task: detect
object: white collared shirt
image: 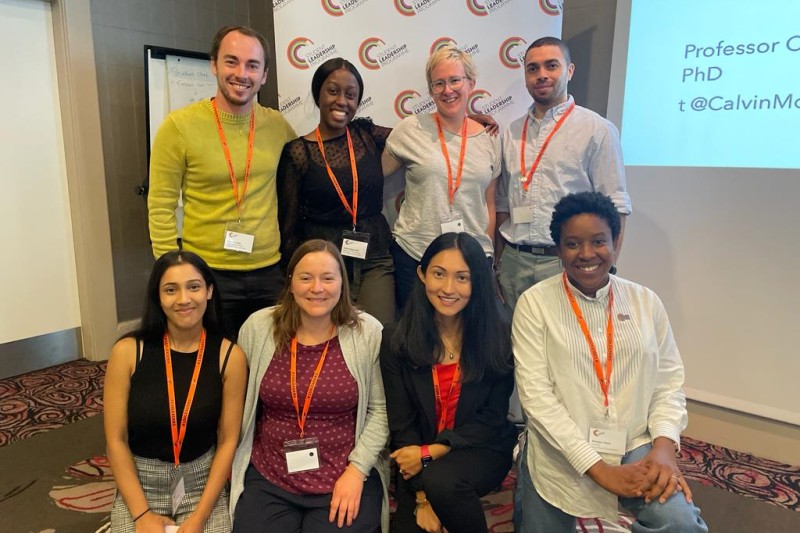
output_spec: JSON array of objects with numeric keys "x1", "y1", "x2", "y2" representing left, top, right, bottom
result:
[
  {"x1": 497, "y1": 97, "x2": 632, "y2": 246},
  {"x1": 512, "y1": 274, "x2": 687, "y2": 520}
]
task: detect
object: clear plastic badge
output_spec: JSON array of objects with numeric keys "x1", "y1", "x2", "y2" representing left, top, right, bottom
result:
[
  {"x1": 440, "y1": 210, "x2": 465, "y2": 234},
  {"x1": 169, "y1": 470, "x2": 185, "y2": 516},
  {"x1": 223, "y1": 221, "x2": 254, "y2": 253},
  {"x1": 284, "y1": 437, "x2": 320, "y2": 473},
  {"x1": 341, "y1": 230, "x2": 370, "y2": 259}
]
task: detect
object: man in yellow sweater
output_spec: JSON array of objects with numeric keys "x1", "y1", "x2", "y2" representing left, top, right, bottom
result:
[{"x1": 148, "y1": 26, "x2": 296, "y2": 336}]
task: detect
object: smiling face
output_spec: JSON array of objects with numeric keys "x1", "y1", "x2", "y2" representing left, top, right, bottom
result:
[
  {"x1": 557, "y1": 213, "x2": 618, "y2": 297},
  {"x1": 418, "y1": 248, "x2": 472, "y2": 323},
  {"x1": 290, "y1": 251, "x2": 343, "y2": 322},
  {"x1": 524, "y1": 44, "x2": 574, "y2": 112},
  {"x1": 317, "y1": 68, "x2": 360, "y2": 138},
  {"x1": 210, "y1": 30, "x2": 268, "y2": 114},
  {"x1": 159, "y1": 263, "x2": 212, "y2": 331},
  {"x1": 429, "y1": 59, "x2": 475, "y2": 121}
]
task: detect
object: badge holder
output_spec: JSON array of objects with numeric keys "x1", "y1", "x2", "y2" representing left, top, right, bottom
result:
[
  {"x1": 588, "y1": 417, "x2": 627, "y2": 458},
  {"x1": 511, "y1": 205, "x2": 535, "y2": 224},
  {"x1": 284, "y1": 437, "x2": 321, "y2": 473},
  {"x1": 169, "y1": 466, "x2": 186, "y2": 516},
  {"x1": 223, "y1": 221, "x2": 255, "y2": 253},
  {"x1": 341, "y1": 230, "x2": 370, "y2": 259},
  {"x1": 440, "y1": 209, "x2": 465, "y2": 234}
]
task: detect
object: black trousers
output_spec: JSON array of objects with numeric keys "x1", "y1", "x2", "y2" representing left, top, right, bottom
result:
[
  {"x1": 233, "y1": 464, "x2": 382, "y2": 533},
  {"x1": 391, "y1": 448, "x2": 511, "y2": 533},
  {"x1": 211, "y1": 263, "x2": 284, "y2": 339},
  {"x1": 390, "y1": 240, "x2": 418, "y2": 313}
]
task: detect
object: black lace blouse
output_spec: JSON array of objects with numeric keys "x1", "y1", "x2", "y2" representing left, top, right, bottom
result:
[{"x1": 277, "y1": 118, "x2": 393, "y2": 262}]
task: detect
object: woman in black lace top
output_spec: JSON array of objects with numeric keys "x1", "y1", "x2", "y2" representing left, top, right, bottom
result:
[{"x1": 277, "y1": 57, "x2": 396, "y2": 325}]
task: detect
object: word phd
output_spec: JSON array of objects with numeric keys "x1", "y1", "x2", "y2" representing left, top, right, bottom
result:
[{"x1": 682, "y1": 35, "x2": 800, "y2": 84}]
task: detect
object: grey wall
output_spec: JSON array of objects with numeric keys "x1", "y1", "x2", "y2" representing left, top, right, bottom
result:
[
  {"x1": 90, "y1": 0, "x2": 275, "y2": 321},
  {"x1": 561, "y1": 0, "x2": 617, "y2": 117}
]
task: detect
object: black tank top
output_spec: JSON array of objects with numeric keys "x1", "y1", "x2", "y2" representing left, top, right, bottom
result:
[{"x1": 127, "y1": 334, "x2": 227, "y2": 462}]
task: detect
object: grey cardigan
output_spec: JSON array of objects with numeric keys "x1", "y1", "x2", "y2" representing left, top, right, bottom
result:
[{"x1": 229, "y1": 307, "x2": 390, "y2": 531}]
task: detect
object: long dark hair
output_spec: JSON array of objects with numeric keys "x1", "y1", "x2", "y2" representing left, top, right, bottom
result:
[
  {"x1": 123, "y1": 251, "x2": 225, "y2": 342},
  {"x1": 272, "y1": 239, "x2": 360, "y2": 349},
  {"x1": 392, "y1": 233, "x2": 512, "y2": 382}
]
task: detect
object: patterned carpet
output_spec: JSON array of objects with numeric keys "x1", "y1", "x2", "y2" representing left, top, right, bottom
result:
[
  {"x1": 1, "y1": 360, "x2": 799, "y2": 532},
  {"x1": 680, "y1": 436, "x2": 800, "y2": 512},
  {"x1": 0, "y1": 359, "x2": 105, "y2": 447}
]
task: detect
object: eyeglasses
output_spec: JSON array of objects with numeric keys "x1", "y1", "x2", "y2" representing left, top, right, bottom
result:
[{"x1": 429, "y1": 76, "x2": 468, "y2": 94}]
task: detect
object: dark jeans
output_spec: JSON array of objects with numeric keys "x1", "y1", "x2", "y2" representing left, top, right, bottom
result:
[
  {"x1": 211, "y1": 263, "x2": 284, "y2": 340},
  {"x1": 233, "y1": 464, "x2": 382, "y2": 533},
  {"x1": 392, "y1": 448, "x2": 511, "y2": 533},
  {"x1": 390, "y1": 240, "x2": 418, "y2": 313}
]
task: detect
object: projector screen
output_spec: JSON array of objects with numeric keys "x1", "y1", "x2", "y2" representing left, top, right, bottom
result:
[
  {"x1": 608, "y1": 0, "x2": 800, "y2": 426},
  {"x1": 619, "y1": 0, "x2": 799, "y2": 169}
]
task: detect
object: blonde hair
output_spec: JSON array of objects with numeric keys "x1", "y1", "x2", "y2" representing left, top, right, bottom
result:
[
  {"x1": 272, "y1": 240, "x2": 360, "y2": 349},
  {"x1": 425, "y1": 43, "x2": 478, "y2": 88}
]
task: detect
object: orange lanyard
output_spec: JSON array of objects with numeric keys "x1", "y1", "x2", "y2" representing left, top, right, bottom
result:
[
  {"x1": 431, "y1": 364, "x2": 461, "y2": 433},
  {"x1": 290, "y1": 325, "x2": 336, "y2": 438},
  {"x1": 314, "y1": 127, "x2": 359, "y2": 228},
  {"x1": 434, "y1": 115, "x2": 468, "y2": 207},
  {"x1": 562, "y1": 272, "x2": 615, "y2": 414},
  {"x1": 163, "y1": 329, "x2": 206, "y2": 466},
  {"x1": 212, "y1": 98, "x2": 256, "y2": 221},
  {"x1": 520, "y1": 102, "x2": 575, "y2": 193}
]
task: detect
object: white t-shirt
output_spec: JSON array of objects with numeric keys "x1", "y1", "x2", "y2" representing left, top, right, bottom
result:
[{"x1": 386, "y1": 113, "x2": 501, "y2": 260}]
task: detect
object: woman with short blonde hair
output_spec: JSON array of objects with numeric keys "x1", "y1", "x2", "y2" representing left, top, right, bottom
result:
[{"x1": 383, "y1": 44, "x2": 501, "y2": 310}]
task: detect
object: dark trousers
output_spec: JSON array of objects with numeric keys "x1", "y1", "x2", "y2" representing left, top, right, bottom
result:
[
  {"x1": 233, "y1": 464, "x2": 382, "y2": 533},
  {"x1": 391, "y1": 448, "x2": 511, "y2": 533},
  {"x1": 211, "y1": 263, "x2": 284, "y2": 340},
  {"x1": 390, "y1": 240, "x2": 418, "y2": 313}
]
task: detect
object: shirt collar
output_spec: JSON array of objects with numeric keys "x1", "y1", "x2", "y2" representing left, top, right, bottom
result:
[
  {"x1": 528, "y1": 95, "x2": 575, "y2": 123},
  {"x1": 564, "y1": 272, "x2": 613, "y2": 301}
]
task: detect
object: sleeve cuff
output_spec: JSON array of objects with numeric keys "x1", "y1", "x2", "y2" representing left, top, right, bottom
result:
[
  {"x1": 650, "y1": 424, "x2": 682, "y2": 453},
  {"x1": 567, "y1": 441, "x2": 605, "y2": 476}
]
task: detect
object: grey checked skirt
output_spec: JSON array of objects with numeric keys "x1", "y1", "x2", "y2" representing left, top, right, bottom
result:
[{"x1": 110, "y1": 447, "x2": 231, "y2": 532}]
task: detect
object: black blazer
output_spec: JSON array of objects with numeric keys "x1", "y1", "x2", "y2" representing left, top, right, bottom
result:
[{"x1": 379, "y1": 326, "x2": 518, "y2": 459}]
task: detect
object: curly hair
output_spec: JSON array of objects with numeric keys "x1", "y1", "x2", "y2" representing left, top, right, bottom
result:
[{"x1": 550, "y1": 192, "x2": 621, "y2": 246}]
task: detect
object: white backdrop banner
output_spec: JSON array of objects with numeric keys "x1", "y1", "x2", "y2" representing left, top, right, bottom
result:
[{"x1": 273, "y1": 0, "x2": 563, "y2": 220}]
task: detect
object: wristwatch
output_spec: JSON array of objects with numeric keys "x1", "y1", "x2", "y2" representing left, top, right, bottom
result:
[{"x1": 420, "y1": 444, "x2": 433, "y2": 469}]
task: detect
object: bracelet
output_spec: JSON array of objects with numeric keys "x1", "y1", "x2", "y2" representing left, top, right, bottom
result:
[{"x1": 132, "y1": 508, "x2": 151, "y2": 522}]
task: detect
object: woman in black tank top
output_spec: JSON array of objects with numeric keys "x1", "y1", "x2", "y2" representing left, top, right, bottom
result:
[{"x1": 104, "y1": 250, "x2": 247, "y2": 532}]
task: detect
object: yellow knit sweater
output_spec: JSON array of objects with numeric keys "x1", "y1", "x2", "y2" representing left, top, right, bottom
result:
[{"x1": 148, "y1": 99, "x2": 296, "y2": 270}]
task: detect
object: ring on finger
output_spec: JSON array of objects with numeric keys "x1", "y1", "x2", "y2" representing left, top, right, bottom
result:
[{"x1": 399, "y1": 469, "x2": 405, "y2": 474}]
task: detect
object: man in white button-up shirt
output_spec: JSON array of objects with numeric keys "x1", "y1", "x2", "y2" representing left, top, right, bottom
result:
[{"x1": 495, "y1": 37, "x2": 631, "y2": 311}]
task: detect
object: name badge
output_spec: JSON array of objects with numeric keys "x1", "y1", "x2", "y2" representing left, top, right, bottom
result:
[
  {"x1": 223, "y1": 222, "x2": 254, "y2": 254},
  {"x1": 284, "y1": 437, "x2": 320, "y2": 473},
  {"x1": 588, "y1": 426, "x2": 627, "y2": 456},
  {"x1": 341, "y1": 230, "x2": 370, "y2": 259},
  {"x1": 169, "y1": 471, "x2": 186, "y2": 516},
  {"x1": 511, "y1": 205, "x2": 535, "y2": 224},
  {"x1": 440, "y1": 210, "x2": 465, "y2": 234}
]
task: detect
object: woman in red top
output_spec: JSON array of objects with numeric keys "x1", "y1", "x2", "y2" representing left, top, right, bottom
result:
[{"x1": 380, "y1": 232, "x2": 517, "y2": 533}]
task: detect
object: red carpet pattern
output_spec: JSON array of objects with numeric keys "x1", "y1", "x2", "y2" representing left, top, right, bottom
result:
[
  {"x1": 2, "y1": 360, "x2": 799, "y2": 531},
  {"x1": 679, "y1": 436, "x2": 800, "y2": 512},
  {"x1": 0, "y1": 359, "x2": 105, "y2": 447}
]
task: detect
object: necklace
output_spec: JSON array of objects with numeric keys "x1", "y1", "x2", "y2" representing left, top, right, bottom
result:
[{"x1": 441, "y1": 339, "x2": 459, "y2": 361}]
